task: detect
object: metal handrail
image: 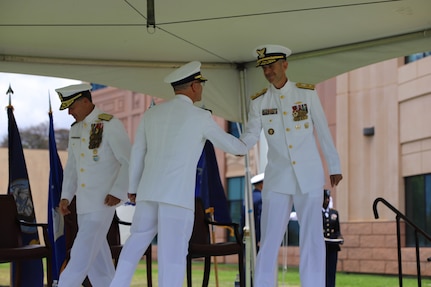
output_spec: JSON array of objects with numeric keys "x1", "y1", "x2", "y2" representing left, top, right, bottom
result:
[{"x1": 373, "y1": 197, "x2": 431, "y2": 287}]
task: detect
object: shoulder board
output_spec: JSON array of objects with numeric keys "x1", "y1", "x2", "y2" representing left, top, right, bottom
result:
[
  {"x1": 296, "y1": 82, "x2": 315, "y2": 90},
  {"x1": 98, "y1": 113, "x2": 113, "y2": 121},
  {"x1": 251, "y1": 88, "x2": 268, "y2": 100}
]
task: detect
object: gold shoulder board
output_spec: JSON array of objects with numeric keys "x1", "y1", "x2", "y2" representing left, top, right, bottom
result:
[
  {"x1": 98, "y1": 113, "x2": 113, "y2": 121},
  {"x1": 251, "y1": 88, "x2": 268, "y2": 100},
  {"x1": 296, "y1": 82, "x2": 315, "y2": 90}
]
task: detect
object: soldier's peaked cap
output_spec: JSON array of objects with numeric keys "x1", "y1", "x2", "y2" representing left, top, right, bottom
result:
[
  {"x1": 251, "y1": 173, "x2": 264, "y2": 184},
  {"x1": 56, "y1": 83, "x2": 92, "y2": 110},
  {"x1": 164, "y1": 61, "x2": 208, "y2": 87},
  {"x1": 254, "y1": 44, "x2": 292, "y2": 67}
]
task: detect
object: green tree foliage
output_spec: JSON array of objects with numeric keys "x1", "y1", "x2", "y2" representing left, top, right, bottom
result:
[{"x1": 0, "y1": 122, "x2": 69, "y2": 150}]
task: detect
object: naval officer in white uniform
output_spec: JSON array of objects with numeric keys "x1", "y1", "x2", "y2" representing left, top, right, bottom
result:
[
  {"x1": 56, "y1": 83, "x2": 131, "y2": 287},
  {"x1": 109, "y1": 61, "x2": 248, "y2": 287},
  {"x1": 240, "y1": 45, "x2": 343, "y2": 287}
]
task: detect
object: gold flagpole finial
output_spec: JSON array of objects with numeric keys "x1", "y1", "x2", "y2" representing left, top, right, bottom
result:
[
  {"x1": 6, "y1": 84, "x2": 14, "y2": 108},
  {"x1": 48, "y1": 90, "x2": 52, "y2": 114}
]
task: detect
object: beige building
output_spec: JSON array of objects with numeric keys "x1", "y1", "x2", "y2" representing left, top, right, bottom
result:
[
  {"x1": 1, "y1": 53, "x2": 430, "y2": 277},
  {"x1": 332, "y1": 54, "x2": 431, "y2": 276}
]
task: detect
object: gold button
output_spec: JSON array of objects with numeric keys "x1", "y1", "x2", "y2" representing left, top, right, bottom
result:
[
  {"x1": 83, "y1": 123, "x2": 87, "y2": 128},
  {"x1": 81, "y1": 153, "x2": 85, "y2": 157},
  {"x1": 280, "y1": 95, "x2": 285, "y2": 99},
  {"x1": 80, "y1": 168, "x2": 84, "y2": 172},
  {"x1": 269, "y1": 119, "x2": 272, "y2": 122},
  {"x1": 82, "y1": 138, "x2": 85, "y2": 142},
  {"x1": 283, "y1": 111, "x2": 287, "y2": 115},
  {"x1": 286, "y1": 128, "x2": 290, "y2": 132},
  {"x1": 292, "y1": 161, "x2": 296, "y2": 165},
  {"x1": 289, "y1": 145, "x2": 293, "y2": 149},
  {"x1": 81, "y1": 183, "x2": 85, "y2": 188}
]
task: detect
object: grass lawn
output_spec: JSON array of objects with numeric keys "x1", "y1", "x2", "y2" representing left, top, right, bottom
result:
[{"x1": 1, "y1": 260, "x2": 431, "y2": 286}]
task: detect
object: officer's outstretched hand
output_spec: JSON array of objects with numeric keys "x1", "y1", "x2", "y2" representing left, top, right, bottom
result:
[
  {"x1": 105, "y1": 194, "x2": 121, "y2": 206},
  {"x1": 128, "y1": 193, "x2": 136, "y2": 204},
  {"x1": 58, "y1": 199, "x2": 70, "y2": 216},
  {"x1": 330, "y1": 174, "x2": 343, "y2": 187}
]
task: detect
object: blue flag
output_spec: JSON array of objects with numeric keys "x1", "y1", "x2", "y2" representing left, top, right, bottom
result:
[
  {"x1": 7, "y1": 105, "x2": 44, "y2": 287},
  {"x1": 195, "y1": 140, "x2": 232, "y2": 223},
  {"x1": 47, "y1": 111, "x2": 66, "y2": 281}
]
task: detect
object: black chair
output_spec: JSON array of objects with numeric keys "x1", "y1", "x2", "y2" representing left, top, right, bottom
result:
[
  {"x1": 63, "y1": 198, "x2": 152, "y2": 286},
  {"x1": 187, "y1": 197, "x2": 244, "y2": 287},
  {"x1": 0, "y1": 194, "x2": 53, "y2": 287},
  {"x1": 108, "y1": 213, "x2": 153, "y2": 286}
]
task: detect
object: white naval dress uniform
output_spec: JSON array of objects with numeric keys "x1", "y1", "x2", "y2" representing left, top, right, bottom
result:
[
  {"x1": 240, "y1": 81, "x2": 342, "y2": 287},
  {"x1": 110, "y1": 94, "x2": 248, "y2": 287},
  {"x1": 59, "y1": 107, "x2": 131, "y2": 287}
]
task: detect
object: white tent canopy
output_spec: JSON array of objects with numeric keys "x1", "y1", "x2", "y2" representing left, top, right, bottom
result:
[
  {"x1": 1, "y1": 0, "x2": 430, "y2": 122},
  {"x1": 2, "y1": 1, "x2": 430, "y2": 282}
]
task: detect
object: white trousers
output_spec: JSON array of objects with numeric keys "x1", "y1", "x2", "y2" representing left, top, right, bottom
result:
[
  {"x1": 254, "y1": 190, "x2": 325, "y2": 287},
  {"x1": 59, "y1": 207, "x2": 116, "y2": 287},
  {"x1": 110, "y1": 201, "x2": 194, "y2": 287}
]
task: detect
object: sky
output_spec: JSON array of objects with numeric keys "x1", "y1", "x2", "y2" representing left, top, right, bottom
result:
[{"x1": 0, "y1": 72, "x2": 81, "y2": 140}]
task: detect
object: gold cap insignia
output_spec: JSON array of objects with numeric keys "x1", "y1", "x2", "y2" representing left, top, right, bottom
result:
[{"x1": 257, "y1": 48, "x2": 266, "y2": 59}]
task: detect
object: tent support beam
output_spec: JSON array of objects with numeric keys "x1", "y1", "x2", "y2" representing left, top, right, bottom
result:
[{"x1": 147, "y1": 0, "x2": 155, "y2": 28}]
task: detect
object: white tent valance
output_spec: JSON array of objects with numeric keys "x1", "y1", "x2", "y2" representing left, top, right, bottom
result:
[{"x1": 1, "y1": 0, "x2": 431, "y2": 122}]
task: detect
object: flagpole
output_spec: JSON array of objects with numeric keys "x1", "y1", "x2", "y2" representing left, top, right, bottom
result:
[
  {"x1": 7, "y1": 84, "x2": 45, "y2": 287},
  {"x1": 238, "y1": 66, "x2": 256, "y2": 287}
]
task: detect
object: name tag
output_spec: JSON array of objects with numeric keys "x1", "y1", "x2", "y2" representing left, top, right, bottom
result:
[{"x1": 262, "y1": 108, "x2": 278, "y2": 115}]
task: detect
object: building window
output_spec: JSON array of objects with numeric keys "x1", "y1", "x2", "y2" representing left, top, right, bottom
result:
[
  {"x1": 404, "y1": 51, "x2": 431, "y2": 64},
  {"x1": 227, "y1": 176, "x2": 245, "y2": 224},
  {"x1": 405, "y1": 174, "x2": 431, "y2": 247}
]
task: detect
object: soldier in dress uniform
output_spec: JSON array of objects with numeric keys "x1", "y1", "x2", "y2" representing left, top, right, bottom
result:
[
  {"x1": 109, "y1": 61, "x2": 248, "y2": 287},
  {"x1": 322, "y1": 189, "x2": 343, "y2": 287},
  {"x1": 56, "y1": 83, "x2": 131, "y2": 287},
  {"x1": 240, "y1": 44, "x2": 343, "y2": 287}
]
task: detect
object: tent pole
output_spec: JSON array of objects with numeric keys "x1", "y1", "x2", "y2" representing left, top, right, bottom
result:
[{"x1": 238, "y1": 64, "x2": 256, "y2": 287}]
